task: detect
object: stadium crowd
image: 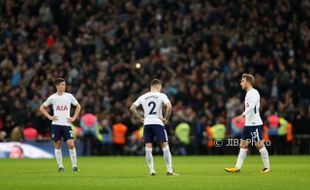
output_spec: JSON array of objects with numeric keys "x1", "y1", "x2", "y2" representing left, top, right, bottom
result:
[{"x1": 0, "y1": 0, "x2": 309, "y2": 155}]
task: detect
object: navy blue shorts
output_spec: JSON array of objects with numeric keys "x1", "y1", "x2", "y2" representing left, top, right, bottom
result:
[
  {"x1": 51, "y1": 125, "x2": 74, "y2": 141},
  {"x1": 241, "y1": 125, "x2": 264, "y2": 142},
  {"x1": 143, "y1": 124, "x2": 168, "y2": 144}
]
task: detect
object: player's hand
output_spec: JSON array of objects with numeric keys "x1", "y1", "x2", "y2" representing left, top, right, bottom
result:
[
  {"x1": 49, "y1": 116, "x2": 58, "y2": 121},
  {"x1": 236, "y1": 114, "x2": 244, "y2": 122},
  {"x1": 67, "y1": 117, "x2": 76, "y2": 123},
  {"x1": 161, "y1": 118, "x2": 168, "y2": 124}
]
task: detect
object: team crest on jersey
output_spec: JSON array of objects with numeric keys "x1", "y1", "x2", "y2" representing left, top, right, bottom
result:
[{"x1": 56, "y1": 105, "x2": 68, "y2": 111}]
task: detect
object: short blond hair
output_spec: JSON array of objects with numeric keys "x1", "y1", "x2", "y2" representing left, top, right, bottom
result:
[{"x1": 242, "y1": 74, "x2": 255, "y2": 86}]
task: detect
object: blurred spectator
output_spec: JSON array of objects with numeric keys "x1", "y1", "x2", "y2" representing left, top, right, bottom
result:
[
  {"x1": 97, "y1": 119, "x2": 113, "y2": 155},
  {"x1": 267, "y1": 114, "x2": 280, "y2": 154},
  {"x1": 209, "y1": 117, "x2": 226, "y2": 155},
  {"x1": 80, "y1": 113, "x2": 98, "y2": 155},
  {"x1": 112, "y1": 122, "x2": 128, "y2": 155},
  {"x1": 175, "y1": 122, "x2": 191, "y2": 155},
  {"x1": 294, "y1": 106, "x2": 310, "y2": 154},
  {"x1": 231, "y1": 115, "x2": 245, "y2": 138},
  {"x1": 23, "y1": 127, "x2": 38, "y2": 141}
]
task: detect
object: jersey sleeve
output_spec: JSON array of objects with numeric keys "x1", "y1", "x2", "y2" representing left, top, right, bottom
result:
[
  {"x1": 43, "y1": 95, "x2": 53, "y2": 106},
  {"x1": 133, "y1": 96, "x2": 142, "y2": 107},
  {"x1": 69, "y1": 94, "x2": 79, "y2": 106},
  {"x1": 162, "y1": 94, "x2": 170, "y2": 104},
  {"x1": 242, "y1": 91, "x2": 257, "y2": 116}
]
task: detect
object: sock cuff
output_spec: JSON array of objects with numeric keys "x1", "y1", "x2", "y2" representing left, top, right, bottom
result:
[
  {"x1": 240, "y1": 148, "x2": 248, "y2": 152},
  {"x1": 69, "y1": 148, "x2": 76, "y2": 152},
  {"x1": 145, "y1": 147, "x2": 152, "y2": 151},
  {"x1": 162, "y1": 145, "x2": 170, "y2": 151},
  {"x1": 55, "y1": 149, "x2": 61, "y2": 152}
]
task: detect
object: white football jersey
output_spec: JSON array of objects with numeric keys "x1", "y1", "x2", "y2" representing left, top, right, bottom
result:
[
  {"x1": 43, "y1": 92, "x2": 79, "y2": 126},
  {"x1": 243, "y1": 88, "x2": 263, "y2": 126},
  {"x1": 133, "y1": 91, "x2": 170, "y2": 126}
]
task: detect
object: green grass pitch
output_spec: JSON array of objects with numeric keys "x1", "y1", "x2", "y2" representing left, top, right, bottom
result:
[{"x1": 0, "y1": 156, "x2": 309, "y2": 190}]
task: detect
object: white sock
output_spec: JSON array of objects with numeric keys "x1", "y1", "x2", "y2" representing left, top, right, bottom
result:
[
  {"x1": 235, "y1": 148, "x2": 247, "y2": 170},
  {"x1": 162, "y1": 145, "x2": 173, "y2": 173},
  {"x1": 259, "y1": 147, "x2": 270, "y2": 169},
  {"x1": 54, "y1": 149, "x2": 63, "y2": 168},
  {"x1": 69, "y1": 148, "x2": 77, "y2": 168},
  {"x1": 145, "y1": 147, "x2": 155, "y2": 173}
]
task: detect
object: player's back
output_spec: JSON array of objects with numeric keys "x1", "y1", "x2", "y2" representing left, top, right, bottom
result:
[{"x1": 135, "y1": 91, "x2": 170, "y2": 126}]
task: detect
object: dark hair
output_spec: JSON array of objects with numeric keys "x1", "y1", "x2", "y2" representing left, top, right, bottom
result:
[
  {"x1": 242, "y1": 74, "x2": 255, "y2": 86},
  {"x1": 54, "y1": 78, "x2": 65, "y2": 86},
  {"x1": 150, "y1": 79, "x2": 162, "y2": 87}
]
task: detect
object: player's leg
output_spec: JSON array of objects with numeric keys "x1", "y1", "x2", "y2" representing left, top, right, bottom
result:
[
  {"x1": 256, "y1": 141, "x2": 270, "y2": 172},
  {"x1": 52, "y1": 125, "x2": 64, "y2": 171},
  {"x1": 145, "y1": 143, "x2": 155, "y2": 175},
  {"x1": 225, "y1": 127, "x2": 250, "y2": 172},
  {"x1": 64, "y1": 126, "x2": 79, "y2": 171},
  {"x1": 234, "y1": 139, "x2": 249, "y2": 170},
  {"x1": 66, "y1": 139, "x2": 79, "y2": 171},
  {"x1": 144, "y1": 125, "x2": 155, "y2": 175},
  {"x1": 54, "y1": 140, "x2": 64, "y2": 171},
  {"x1": 160, "y1": 141, "x2": 176, "y2": 175},
  {"x1": 157, "y1": 126, "x2": 178, "y2": 176},
  {"x1": 255, "y1": 126, "x2": 270, "y2": 172}
]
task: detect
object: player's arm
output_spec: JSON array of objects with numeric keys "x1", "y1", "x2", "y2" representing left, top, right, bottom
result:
[
  {"x1": 130, "y1": 104, "x2": 144, "y2": 123},
  {"x1": 39, "y1": 104, "x2": 58, "y2": 121},
  {"x1": 242, "y1": 98, "x2": 256, "y2": 116},
  {"x1": 239, "y1": 93, "x2": 257, "y2": 119},
  {"x1": 162, "y1": 102, "x2": 172, "y2": 124},
  {"x1": 68, "y1": 103, "x2": 81, "y2": 123}
]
